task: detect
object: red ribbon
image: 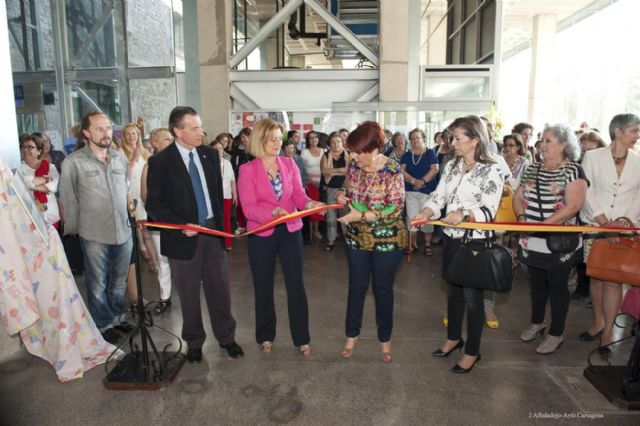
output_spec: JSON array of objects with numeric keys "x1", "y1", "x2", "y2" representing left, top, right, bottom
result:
[{"x1": 140, "y1": 204, "x2": 343, "y2": 238}]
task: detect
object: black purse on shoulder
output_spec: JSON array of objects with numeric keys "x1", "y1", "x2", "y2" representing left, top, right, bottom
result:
[
  {"x1": 533, "y1": 168, "x2": 579, "y2": 254},
  {"x1": 442, "y1": 207, "x2": 514, "y2": 293}
]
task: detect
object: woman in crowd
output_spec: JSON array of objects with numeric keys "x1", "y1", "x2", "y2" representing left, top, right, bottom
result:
[
  {"x1": 501, "y1": 133, "x2": 531, "y2": 261},
  {"x1": 211, "y1": 138, "x2": 238, "y2": 251},
  {"x1": 122, "y1": 123, "x2": 157, "y2": 267},
  {"x1": 33, "y1": 131, "x2": 65, "y2": 174},
  {"x1": 503, "y1": 133, "x2": 530, "y2": 189},
  {"x1": 212, "y1": 132, "x2": 232, "y2": 161},
  {"x1": 336, "y1": 121, "x2": 407, "y2": 362},
  {"x1": 18, "y1": 134, "x2": 60, "y2": 228},
  {"x1": 572, "y1": 130, "x2": 608, "y2": 300},
  {"x1": 387, "y1": 132, "x2": 407, "y2": 163},
  {"x1": 140, "y1": 128, "x2": 174, "y2": 314},
  {"x1": 238, "y1": 118, "x2": 323, "y2": 357},
  {"x1": 514, "y1": 124, "x2": 587, "y2": 354},
  {"x1": 321, "y1": 132, "x2": 349, "y2": 251},
  {"x1": 231, "y1": 127, "x2": 252, "y2": 234},
  {"x1": 414, "y1": 115, "x2": 504, "y2": 373},
  {"x1": 401, "y1": 128, "x2": 439, "y2": 256},
  {"x1": 301, "y1": 130, "x2": 325, "y2": 241},
  {"x1": 579, "y1": 113, "x2": 640, "y2": 357}
]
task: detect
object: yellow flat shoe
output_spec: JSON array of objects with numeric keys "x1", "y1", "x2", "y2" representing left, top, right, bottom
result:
[
  {"x1": 442, "y1": 317, "x2": 448, "y2": 327},
  {"x1": 485, "y1": 320, "x2": 499, "y2": 329}
]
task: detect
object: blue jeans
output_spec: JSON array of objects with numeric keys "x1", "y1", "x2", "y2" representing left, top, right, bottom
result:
[
  {"x1": 80, "y1": 237, "x2": 132, "y2": 330},
  {"x1": 345, "y1": 248, "x2": 404, "y2": 342}
]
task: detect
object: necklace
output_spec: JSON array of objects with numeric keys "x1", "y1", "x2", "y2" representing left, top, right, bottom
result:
[
  {"x1": 612, "y1": 152, "x2": 628, "y2": 165},
  {"x1": 411, "y1": 149, "x2": 424, "y2": 165},
  {"x1": 462, "y1": 160, "x2": 476, "y2": 173}
]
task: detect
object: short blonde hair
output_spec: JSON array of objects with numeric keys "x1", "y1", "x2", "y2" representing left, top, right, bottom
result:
[{"x1": 248, "y1": 118, "x2": 284, "y2": 158}]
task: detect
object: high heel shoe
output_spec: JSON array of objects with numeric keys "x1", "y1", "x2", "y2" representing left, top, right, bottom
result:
[
  {"x1": 451, "y1": 354, "x2": 481, "y2": 374},
  {"x1": 341, "y1": 337, "x2": 358, "y2": 359},
  {"x1": 381, "y1": 342, "x2": 392, "y2": 363},
  {"x1": 432, "y1": 339, "x2": 464, "y2": 358},
  {"x1": 520, "y1": 323, "x2": 547, "y2": 342}
]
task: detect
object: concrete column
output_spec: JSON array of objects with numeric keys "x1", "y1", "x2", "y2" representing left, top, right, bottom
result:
[
  {"x1": 527, "y1": 14, "x2": 557, "y2": 126},
  {"x1": 0, "y1": 0, "x2": 20, "y2": 169},
  {"x1": 197, "y1": 0, "x2": 232, "y2": 133},
  {"x1": 379, "y1": 0, "x2": 422, "y2": 102},
  {"x1": 425, "y1": 12, "x2": 447, "y2": 65},
  {"x1": 183, "y1": 0, "x2": 201, "y2": 112}
]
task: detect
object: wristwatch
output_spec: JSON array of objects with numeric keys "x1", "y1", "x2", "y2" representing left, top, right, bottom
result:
[
  {"x1": 461, "y1": 209, "x2": 469, "y2": 222},
  {"x1": 361, "y1": 211, "x2": 367, "y2": 222}
]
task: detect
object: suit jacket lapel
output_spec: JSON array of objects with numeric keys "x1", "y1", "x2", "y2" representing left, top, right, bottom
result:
[{"x1": 169, "y1": 142, "x2": 196, "y2": 201}]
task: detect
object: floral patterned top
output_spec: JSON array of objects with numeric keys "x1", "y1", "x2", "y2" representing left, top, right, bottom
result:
[
  {"x1": 422, "y1": 159, "x2": 504, "y2": 239},
  {"x1": 518, "y1": 161, "x2": 587, "y2": 269},
  {"x1": 344, "y1": 159, "x2": 408, "y2": 252}
]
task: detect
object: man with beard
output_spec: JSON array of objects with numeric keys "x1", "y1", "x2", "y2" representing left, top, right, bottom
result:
[{"x1": 60, "y1": 111, "x2": 133, "y2": 344}]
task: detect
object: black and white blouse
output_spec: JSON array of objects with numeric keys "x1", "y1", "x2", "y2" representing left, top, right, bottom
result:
[
  {"x1": 421, "y1": 159, "x2": 504, "y2": 239},
  {"x1": 519, "y1": 161, "x2": 587, "y2": 265}
]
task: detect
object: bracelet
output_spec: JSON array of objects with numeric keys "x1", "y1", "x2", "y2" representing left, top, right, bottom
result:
[
  {"x1": 517, "y1": 214, "x2": 527, "y2": 221},
  {"x1": 360, "y1": 211, "x2": 367, "y2": 222}
]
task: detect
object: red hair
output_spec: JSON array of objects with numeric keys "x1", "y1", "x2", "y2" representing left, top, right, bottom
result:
[{"x1": 345, "y1": 121, "x2": 384, "y2": 153}]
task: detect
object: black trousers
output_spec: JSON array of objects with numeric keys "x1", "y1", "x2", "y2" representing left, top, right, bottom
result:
[
  {"x1": 248, "y1": 225, "x2": 310, "y2": 346},
  {"x1": 528, "y1": 265, "x2": 572, "y2": 336},
  {"x1": 447, "y1": 282, "x2": 484, "y2": 356},
  {"x1": 168, "y1": 222, "x2": 236, "y2": 349}
]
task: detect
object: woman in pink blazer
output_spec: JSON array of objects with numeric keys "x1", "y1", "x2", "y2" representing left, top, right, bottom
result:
[{"x1": 238, "y1": 118, "x2": 324, "y2": 357}]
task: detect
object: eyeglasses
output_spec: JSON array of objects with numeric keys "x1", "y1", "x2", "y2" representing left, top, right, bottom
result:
[{"x1": 22, "y1": 145, "x2": 38, "y2": 150}]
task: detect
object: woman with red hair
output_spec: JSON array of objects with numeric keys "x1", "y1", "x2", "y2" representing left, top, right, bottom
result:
[{"x1": 336, "y1": 121, "x2": 408, "y2": 362}]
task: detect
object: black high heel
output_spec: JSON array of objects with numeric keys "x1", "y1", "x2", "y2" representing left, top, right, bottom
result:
[
  {"x1": 451, "y1": 354, "x2": 481, "y2": 374},
  {"x1": 432, "y1": 339, "x2": 464, "y2": 358}
]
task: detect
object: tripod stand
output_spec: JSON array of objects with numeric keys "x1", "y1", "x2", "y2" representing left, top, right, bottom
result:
[{"x1": 103, "y1": 208, "x2": 185, "y2": 390}]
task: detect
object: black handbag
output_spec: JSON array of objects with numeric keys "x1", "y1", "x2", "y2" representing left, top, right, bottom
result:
[
  {"x1": 442, "y1": 207, "x2": 513, "y2": 293},
  {"x1": 534, "y1": 168, "x2": 579, "y2": 253}
]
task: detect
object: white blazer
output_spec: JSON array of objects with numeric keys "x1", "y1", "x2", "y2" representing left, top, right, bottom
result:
[{"x1": 580, "y1": 146, "x2": 640, "y2": 225}]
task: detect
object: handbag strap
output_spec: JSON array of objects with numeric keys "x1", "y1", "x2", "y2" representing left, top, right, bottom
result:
[{"x1": 534, "y1": 167, "x2": 545, "y2": 223}]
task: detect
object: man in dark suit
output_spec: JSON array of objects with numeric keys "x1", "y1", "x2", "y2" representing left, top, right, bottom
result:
[{"x1": 146, "y1": 106, "x2": 243, "y2": 363}]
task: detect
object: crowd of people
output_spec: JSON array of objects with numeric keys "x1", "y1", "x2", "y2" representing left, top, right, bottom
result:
[{"x1": 12, "y1": 108, "x2": 640, "y2": 376}]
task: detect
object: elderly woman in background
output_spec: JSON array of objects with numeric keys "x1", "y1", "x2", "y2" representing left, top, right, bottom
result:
[
  {"x1": 414, "y1": 116, "x2": 504, "y2": 373},
  {"x1": 387, "y1": 132, "x2": 407, "y2": 163},
  {"x1": 503, "y1": 133, "x2": 530, "y2": 189},
  {"x1": 336, "y1": 121, "x2": 407, "y2": 363},
  {"x1": 401, "y1": 128, "x2": 439, "y2": 256},
  {"x1": 140, "y1": 128, "x2": 175, "y2": 314},
  {"x1": 238, "y1": 118, "x2": 324, "y2": 357},
  {"x1": 579, "y1": 113, "x2": 640, "y2": 358},
  {"x1": 18, "y1": 134, "x2": 60, "y2": 228},
  {"x1": 321, "y1": 132, "x2": 349, "y2": 251},
  {"x1": 514, "y1": 124, "x2": 587, "y2": 354}
]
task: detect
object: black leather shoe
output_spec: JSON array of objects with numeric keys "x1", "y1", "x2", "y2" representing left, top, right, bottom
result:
[
  {"x1": 598, "y1": 346, "x2": 612, "y2": 359},
  {"x1": 451, "y1": 354, "x2": 481, "y2": 374},
  {"x1": 187, "y1": 348, "x2": 203, "y2": 363},
  {"x1": 578, "y1": 329, "x2": 603, "y2": 341},
  {"x1": 114, "y1": 322, "x2": 136, "y2": 333},
  {"x1": 432, "y1": 339, "x2": 464, "y2": 358},
  {"x1": 220, "y1": 342, "x2": 244, "y2": 359},
  {"x1": 101, "y1": 328, "x2": 122, "y2": 345}
]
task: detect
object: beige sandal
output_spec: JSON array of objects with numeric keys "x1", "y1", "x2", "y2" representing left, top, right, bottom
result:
[
  {"x1": 299, "y1": 344, "x2": 312, "y2": 357},
  {"x1": 341, "y1": 337, "x2": 358, "y2": 359},
  {"x1": 260, "y1": 341, "x2": 272, "y2": 353}
]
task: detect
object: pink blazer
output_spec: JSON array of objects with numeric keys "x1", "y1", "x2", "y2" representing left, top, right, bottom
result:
[{"x1": 238, "y1": 157, "x2": 311, "y2": 237}]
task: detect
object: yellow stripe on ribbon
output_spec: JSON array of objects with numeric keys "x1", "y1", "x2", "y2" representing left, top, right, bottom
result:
[
  {"x1": 140, "y1": 204, "x2": 344, "y2": 238},
  {"x1": 410, "y1": 220, "x2": 640, "y2": 233}
]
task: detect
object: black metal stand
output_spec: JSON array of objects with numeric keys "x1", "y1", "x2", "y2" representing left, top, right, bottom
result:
[
  {"x1": 584, "y1": 318, "x2": 640, "y2": 410},
  {"x1": 103, "y1": 210, "x2": 185, "y2": 390}
]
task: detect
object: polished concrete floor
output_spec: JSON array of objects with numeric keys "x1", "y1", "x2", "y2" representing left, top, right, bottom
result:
[{"x1": 1, "y1": 237, "x2": 639, "y2": 425}]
